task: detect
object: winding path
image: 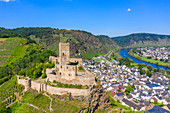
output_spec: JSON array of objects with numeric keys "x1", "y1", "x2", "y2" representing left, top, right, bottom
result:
[
  {"x1": 43, "y1": 93, "x2": 53, "y2": 112},
  {"x1": 20, "y1": 102, "x2": 47, "y2": 112}
]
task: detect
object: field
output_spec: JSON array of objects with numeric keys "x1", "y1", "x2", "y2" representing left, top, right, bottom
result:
[
  {"x1": 94, "y1": 58, "x2": 106, "y2": 62},
  {"x1": 133, "y1": 53, "x2": 170, "y2": 67},
  {"x1": 82, "y1": 53, "x2": 106, "y2": 60},
  {"x1": 0, "y1": 38, "x2": 7, "y2": 41}
]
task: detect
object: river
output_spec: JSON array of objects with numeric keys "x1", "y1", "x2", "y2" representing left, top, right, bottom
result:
[{"x1": 119, "y1": 49, "x2": 170, "y2": 70}]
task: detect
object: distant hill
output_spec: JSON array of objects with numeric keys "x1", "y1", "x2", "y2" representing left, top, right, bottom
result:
[
  {"x1": 0, "y1": 27, "x2": 118, "y2": 58},
  {"x1": 112, "y1": 33, "x2": 170, "y2": 47}
]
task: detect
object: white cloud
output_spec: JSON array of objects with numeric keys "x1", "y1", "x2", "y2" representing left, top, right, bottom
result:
[
  {"x1": 0, "y1": 0, "x2": 15, "y2": 2},
  {"x1": 127, "y1": 8, "x2": 131, "y2": 12}
]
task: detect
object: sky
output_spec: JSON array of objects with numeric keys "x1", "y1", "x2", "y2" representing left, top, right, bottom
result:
[{"x1": 0, "y1": 0, "x2": 170, "y2": 37}]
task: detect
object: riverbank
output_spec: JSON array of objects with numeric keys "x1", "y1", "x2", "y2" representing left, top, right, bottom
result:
[{"x1": 128, "y1": 51, "x2": 170, "y2": 68}]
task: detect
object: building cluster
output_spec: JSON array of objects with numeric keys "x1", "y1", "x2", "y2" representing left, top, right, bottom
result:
[
  {"x1": 83, "y1": 56, "x2": 170, "y2": 111},
  {"x1": 136, "y1": 47, "x2": 170, "y2": 61}
]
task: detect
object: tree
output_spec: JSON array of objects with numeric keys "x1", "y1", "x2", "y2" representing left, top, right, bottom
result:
[
  {"x1": 42, "y1": 70, "x2": 47, "y2": 79},
  {"x1": 147, "y1": 65, "x2": 153, "y2": 71},
  {"x1": 159, "y1": 68, "x2": 165, "y2": 74},
  {"x1": 165, "y1": 59, "x2": 168, "y2": 63},
  {"x1": 139, "y1": 69, "x2": 145, "y2": 75},
  {"x1": 117, "y1": 89, "x2": 121, "y2": 92},
  {"x1": 146, "y1": 71, "x2": 152, "y2": 77},
  {"x1": 168, "y1": 86, "x2": 170, "y2": 90},
  {"x1": 166, "y1": 70, "x2": 170, "y2": 75},
  {"x1": 125, "y1": 86, "x2": 134, "y2": 95}
]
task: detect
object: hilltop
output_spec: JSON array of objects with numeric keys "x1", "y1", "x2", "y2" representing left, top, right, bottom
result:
[
  {"x1": 0, "y1": 27, "x2": 118, "y2": 59},
  {"x1": 112, "y1": 33, "x2": 170, "y2": 47}
]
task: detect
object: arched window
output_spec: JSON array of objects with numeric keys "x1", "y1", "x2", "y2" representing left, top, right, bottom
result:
[
  {"x1": 63, "y1": 53, "x2": 64, "y2": 56},
  {"x1": 60, "y1": 72, "x2": 61, "y2": 75},
  {"x1": 61, "y1": 66, "x2": 62, "y2": 68}
]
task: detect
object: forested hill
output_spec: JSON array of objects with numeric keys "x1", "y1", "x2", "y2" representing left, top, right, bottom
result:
[
  {"x1": 0, "y1": 27, "x2": 118, "y2": 57},
  {"x1": 112, "y1": 33, "x2": 170, "y2": 47}
]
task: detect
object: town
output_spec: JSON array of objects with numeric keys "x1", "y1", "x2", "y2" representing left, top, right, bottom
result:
[
  {"x1": 83, "y1": 55, "x2": 170, "y2": 112},
  {"x1": 134, "y1": 47, "x2": 170, "y2": 62}
]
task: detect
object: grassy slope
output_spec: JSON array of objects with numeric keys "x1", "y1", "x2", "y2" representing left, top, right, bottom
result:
[
  {"x1": 9, "y1": 102, "x2": 45, "y2": 113},
  {"x1": 21, "y1": 90, "x2": 51, "y2": 111},
  {"x1": 0, "y1": 38, "x2": 29, "y2": 66},
  {"x1": 133, "y1": 53, "x2": 170, "y2": 67},
  {"x1": 8, "y1": 89, "x2": 87, "y2": 113}
]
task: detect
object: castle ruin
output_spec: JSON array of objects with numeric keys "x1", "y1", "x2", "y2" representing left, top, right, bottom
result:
[
  {"x1": 17, "y1": 42, "x2": 96, "y2": 96},
  {"x1": 47, "y1": 42, "x2": 96, "y2": 85}
]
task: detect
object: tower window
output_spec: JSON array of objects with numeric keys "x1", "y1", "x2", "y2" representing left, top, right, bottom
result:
[
  {"x1": 60, "y1": 72, "x2": 61, "y2": 75},
  {"x1": 63, "y1": 53, "x2": 64, "y2": 56}
]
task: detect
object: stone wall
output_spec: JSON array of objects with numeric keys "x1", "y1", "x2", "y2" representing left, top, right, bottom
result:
[
  {"x1": 46, "y1": 85, "x2": 90, "y2": 96},
  {"x1": 47, "y1": 68, "x2": 96, "y2": 85},
  {"x1": 70, "y1": 58, "x2": 82, "y2": 66},
  {"x1": 18, "y1": 76, "x2": 31, "y2": 91},
  {"x1": 56, "y1": 64, "x2": 77, "y2": 80},
  {"x1": 17, "y1": 76, "x2": 90, "y2": 96}
]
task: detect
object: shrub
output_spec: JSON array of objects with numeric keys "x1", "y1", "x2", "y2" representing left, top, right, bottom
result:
[
  {"x1": 42, "y1": 70, "x2": 47, "y2": 79},
  {"x1": 64, "y1": 84, "x2": 68, "y2": 88},
  {"x1": 76, "y1": 85, "x2": 82, "y2": 89},
  {"x1": 53, "y1": 80, "x2": 57, "y2": 83},
  {"x1": 57, "y1": 83, "x2": 62, "y2": 87}
]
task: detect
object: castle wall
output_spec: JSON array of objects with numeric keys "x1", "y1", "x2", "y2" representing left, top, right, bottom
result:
[
  {"x1": 56, "y1": 64, "x2": 77, "y2": 80},
  {"x1": 17, "y1": 76, "x2": 31, "y2": 91},
  {"x1": 70, "y1": 58, "x2": 82, "y2": 66},
  {"x1": 17, "y1": 76, "x2": 90, "y2": 96},
  {"x1": 46, "y1": 85, "x2": 90, "y2": 96}
]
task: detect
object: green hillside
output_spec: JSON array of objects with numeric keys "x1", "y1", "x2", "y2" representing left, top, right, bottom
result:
[
  {"x1": 0, "y1": 27, "x2": 118, "y2": 58},
  {"x1": 112, "y1": 33, "x2": 170, "y2": 47},
  {"x1": 0, "y1": 38, "x2": 21, "y2": 66}
]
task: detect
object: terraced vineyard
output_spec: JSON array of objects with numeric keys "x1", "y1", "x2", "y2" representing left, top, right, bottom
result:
[
  {"x1": 0, "y1": 76, "x2": 24, "y2": 102},
  {"x1": 0, "y1": 38, "x2": 21, "y2": 66},
  {"x1": 0, "y1": 38, "x2": 29, "y2": 66}
]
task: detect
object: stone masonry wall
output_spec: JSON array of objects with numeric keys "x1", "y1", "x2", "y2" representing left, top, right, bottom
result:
[
  {"x1": 56, "y1": 64, "x2": 77, "y2": 80},
  {"x1": 18, "y1": 76, "x2": 90, "y2": 96}
]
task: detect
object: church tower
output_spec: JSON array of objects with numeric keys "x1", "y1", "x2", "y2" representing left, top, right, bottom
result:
[{"x1": 59, "y1": 43, "x2": 70, "y2": 64}]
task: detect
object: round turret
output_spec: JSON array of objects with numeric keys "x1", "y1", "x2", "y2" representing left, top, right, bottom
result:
[{"x1": 24, "y1": 78, "x2": 31, "y2": 91}]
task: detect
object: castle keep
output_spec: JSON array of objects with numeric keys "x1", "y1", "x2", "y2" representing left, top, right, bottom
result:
[{"x1": 47, "y1": 42, "x2": 96, "y2": 85}]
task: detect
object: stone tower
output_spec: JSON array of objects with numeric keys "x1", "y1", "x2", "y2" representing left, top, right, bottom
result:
[
  {"x1": 24, "y1": 78, "x2": 31, "y2": 91},
  {"x1": 59, "y1": 43, "x2": 70, "y2": 64}
]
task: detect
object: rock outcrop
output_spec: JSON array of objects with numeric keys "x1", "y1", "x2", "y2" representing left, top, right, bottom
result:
[{"x1": 83, "y1": 87, "x2": 111, "y2": 113}]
